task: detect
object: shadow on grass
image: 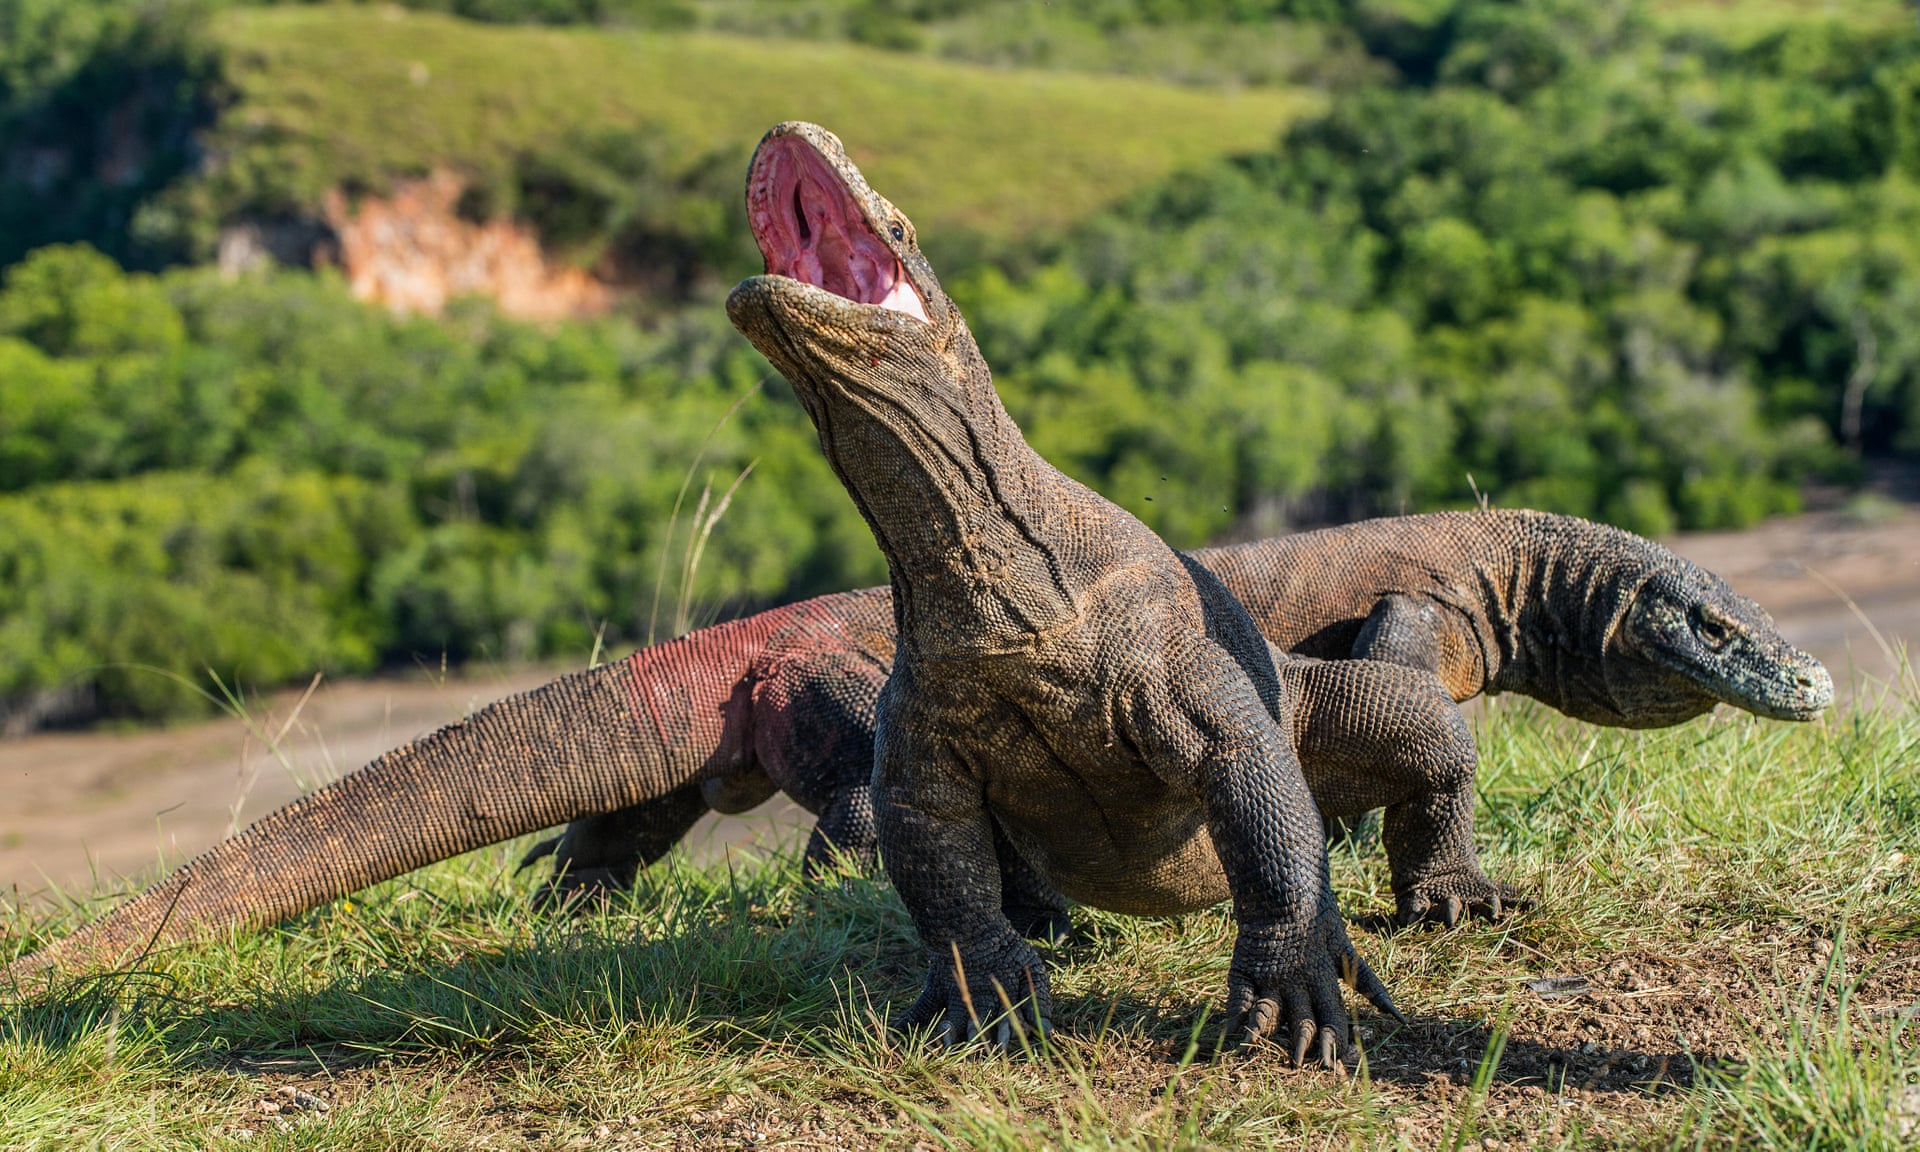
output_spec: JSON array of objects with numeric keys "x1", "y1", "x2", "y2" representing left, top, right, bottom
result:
[
  {"x1": 1045, "y1": 985, "x2": 1695, "y2": 1099},
  {"x1": 4, "y1": 883, "x2": 1687, "y2": 1104},
  {"x1": 2, "y1": 882, "x2": 924, "y2": 1076}
]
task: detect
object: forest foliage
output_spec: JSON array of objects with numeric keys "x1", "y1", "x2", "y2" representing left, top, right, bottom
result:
[{"x1": 1, "y1": 0, "x2": 1918, "y2": 722}]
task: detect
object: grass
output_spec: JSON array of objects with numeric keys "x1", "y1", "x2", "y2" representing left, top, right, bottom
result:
[
  {"x1": 1647, "y1": 0, "x2": 1917, "y2": 42},
  {"x1": 3, "y1": 676, "x2": 1915, "y2": 1149},
  {"x1": 208, "y1": 6, "x2": 1319, "y2": 258}
]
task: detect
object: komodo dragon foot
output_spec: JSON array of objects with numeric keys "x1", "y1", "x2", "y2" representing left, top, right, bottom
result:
[
  {"x1": 1394, "y1": 873, "x2": 1528, "y2": 929},
  {"x1": 892, "y1": 940, "x2": 1055, "y2": 1051}
]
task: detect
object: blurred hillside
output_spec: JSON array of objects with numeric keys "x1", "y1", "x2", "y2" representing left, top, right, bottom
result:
[{"x1": 0, "y1": 0, "x2": 1917, "y2": 727}]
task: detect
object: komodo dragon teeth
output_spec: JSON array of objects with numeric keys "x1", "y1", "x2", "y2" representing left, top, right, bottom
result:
[{"x1": 725, "y1": 119, "x2": 1409, "y2": 1062}]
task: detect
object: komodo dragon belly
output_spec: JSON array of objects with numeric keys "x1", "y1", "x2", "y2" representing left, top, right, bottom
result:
[{"x1": 958, "y1": 689, "x2": 1232, "y2": 917}]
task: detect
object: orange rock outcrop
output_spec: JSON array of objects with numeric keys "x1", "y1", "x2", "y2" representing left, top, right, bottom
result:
[{"x1": 322, "y1": 169, "x2": 610, "y2": 320}]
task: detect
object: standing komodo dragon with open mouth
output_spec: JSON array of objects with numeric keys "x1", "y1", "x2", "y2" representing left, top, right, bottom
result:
[{"x1": 726, "y1": 119, "x2": 1446, "y2": 1063}]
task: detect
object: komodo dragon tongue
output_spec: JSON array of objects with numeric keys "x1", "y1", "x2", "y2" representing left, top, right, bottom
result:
[{"x1": 4, "y1": 659, "x2": 689, "y2": 987}]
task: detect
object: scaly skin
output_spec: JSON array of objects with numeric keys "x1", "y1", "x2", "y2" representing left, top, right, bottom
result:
[
  {"x1": 3, "y1": 592, "x2": 896, "y2": 987},
  {"x1": 724, "y1": 121, "x2": 1400, "y2": 1063}
]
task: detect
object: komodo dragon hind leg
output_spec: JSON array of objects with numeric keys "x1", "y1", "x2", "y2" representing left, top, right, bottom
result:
[
  {"x1": 1281, "y1": 654, "x2": 1524, "y2": 928},
  {"x1": 994, "y1": 820, "x2": 1072, "y2": 946},
  {"x1": 522, "y1": 783, "x2": 711, "y2": 908},
  {"x1": 801, "y1": 779, "x2": 878, "y2": 880}
]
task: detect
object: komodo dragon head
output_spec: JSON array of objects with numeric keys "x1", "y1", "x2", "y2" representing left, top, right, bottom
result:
[
  {"x1": 726, "y1": 121, "x2": 1076, "y2": 650},
  {"x1": 1603, "y1": 551, "x2": 1833, "y2": 726}
]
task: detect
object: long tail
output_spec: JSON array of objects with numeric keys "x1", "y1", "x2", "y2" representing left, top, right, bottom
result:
[{"x1": 5, "y1": 658, "x2": 685, "y2": 987}]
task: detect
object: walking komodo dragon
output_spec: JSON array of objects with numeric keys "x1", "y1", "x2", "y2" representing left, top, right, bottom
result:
[
  {"x1": 5, "y1": 505, "x2": 1831, "y2": 995},
  {"x1": 4, "y1": 142, "x2": 1833, "y2": 1037}
]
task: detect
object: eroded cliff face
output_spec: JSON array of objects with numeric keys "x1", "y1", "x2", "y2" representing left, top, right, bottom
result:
[
  {"x1": 327, "y1": 169, "x2": 610, "y2": 319},
  {"x1": 219, "y1": 169, "x2": 611, "y2": 320}
]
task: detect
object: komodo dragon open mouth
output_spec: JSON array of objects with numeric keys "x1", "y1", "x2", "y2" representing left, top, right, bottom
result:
[{"x1": 745, "y1": 130, "x2": 930, "y2": 323}]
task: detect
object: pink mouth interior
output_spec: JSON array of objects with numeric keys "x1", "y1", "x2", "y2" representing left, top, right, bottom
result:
[{"x1": 748, "y1": 137, "x2": 929, "y2": 323}]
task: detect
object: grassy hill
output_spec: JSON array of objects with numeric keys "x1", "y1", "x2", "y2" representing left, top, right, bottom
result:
[
  {"x1": 1649, "y1": 0, "x2": 1915, "y2": 41},
  {"x1": 209, "y1": 6, "x2": 1321, "y2": 255}
]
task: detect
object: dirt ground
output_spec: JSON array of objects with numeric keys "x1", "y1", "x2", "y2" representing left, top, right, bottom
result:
[{"x1": 3, "y1": 505, "x2": 1915, "y2": 901}]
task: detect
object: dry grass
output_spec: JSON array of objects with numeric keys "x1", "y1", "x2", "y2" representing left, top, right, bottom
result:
[{"x1": 2, "y1": 679, "x2": 1916, "y2": 1149}]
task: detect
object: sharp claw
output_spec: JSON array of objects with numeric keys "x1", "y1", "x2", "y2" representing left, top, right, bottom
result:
[
  {"x1": 1489, "y1": 892, "x2": 1503, "y2": 921},
  {"x1": 1349, "y1": 955, "x2": 1406, "y2": 1025},
  {"x1": 1252, "y1": 997, "x2": 1280, "y2": 1042},
  {"x1": 1291, "y1": 1019, "x2": 1315, "y2": 1066},
  {"x1": 1318, "y1": 1027, "x2": 1339, "y2": 1070},
  {"x1": 994, "y1": 1018, "x2": 1012, "y2": 1051},
  {"x1": 1442, "y1": 896, "x2": 1463, "y2": 928}
]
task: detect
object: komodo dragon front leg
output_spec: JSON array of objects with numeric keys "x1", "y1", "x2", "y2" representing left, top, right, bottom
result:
[
  {"x1": 989, "y1": 652, "x2": 1515, "y2": 935},
  {"x1": 1322, "y1": 592, "x2": 1484, "y2": 851},
  {"x1": 1280, "y1": 655, "x2": 1515, "y2": 926}
]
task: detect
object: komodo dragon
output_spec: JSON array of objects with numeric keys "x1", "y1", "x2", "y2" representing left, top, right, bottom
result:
[
  {"x1": 724, "y1": 120, "x2": 1417, "y2": 1063},
  {"x1": 536, "y1": 508, "x2": 1834, "y2": 918}
]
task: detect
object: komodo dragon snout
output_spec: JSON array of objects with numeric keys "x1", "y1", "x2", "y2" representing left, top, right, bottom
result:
[{"x1": 1610, "y1": 566, "x2": 1833, "y2": 725}]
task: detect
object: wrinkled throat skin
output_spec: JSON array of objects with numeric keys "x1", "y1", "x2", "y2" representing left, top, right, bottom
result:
[{"x1": 726, "y1": 124, "x2": 1087, "y2": 660}]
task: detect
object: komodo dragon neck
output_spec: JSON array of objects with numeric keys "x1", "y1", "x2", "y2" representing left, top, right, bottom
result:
[
  {"x1": 1467, "y1": 510, "x2": 1653, "y2": 722},
  {"x1": 726, "y1": 124, "x2": 1086, "y2": 659}
]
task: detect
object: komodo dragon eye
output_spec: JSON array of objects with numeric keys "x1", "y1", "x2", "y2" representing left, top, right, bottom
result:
[
  {"x1": 1693, "y1": 612, "x2": 1731, "y2": 649},
  {"x1": 889, "y1": 222, "x2": 906, "y2": 241}
]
